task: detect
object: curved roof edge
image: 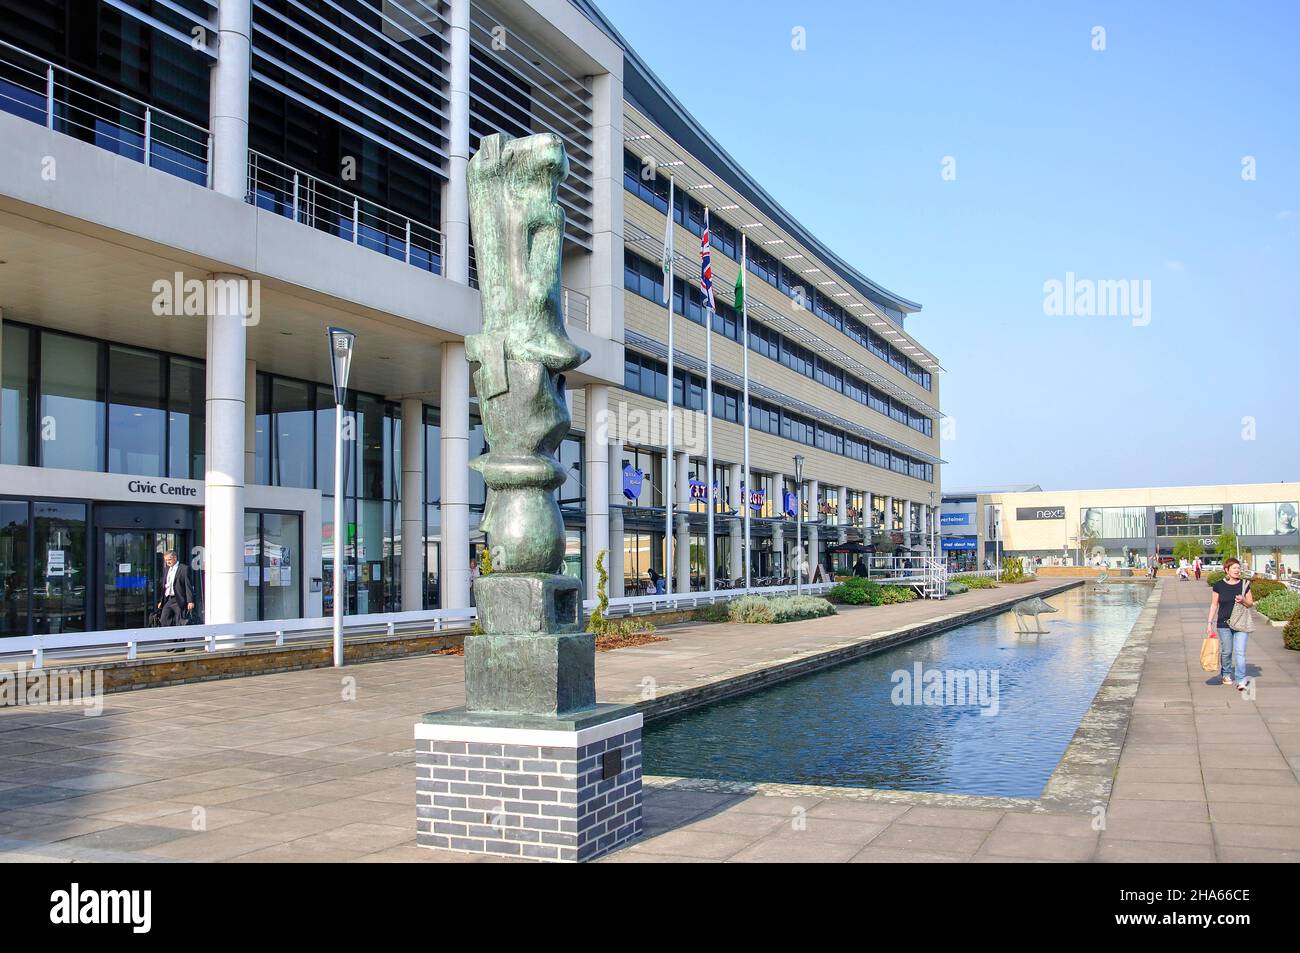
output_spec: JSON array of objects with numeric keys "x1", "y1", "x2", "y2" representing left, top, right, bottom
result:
[{"x1": 570, "y1": 0, "x2": 922, "y2": 317}]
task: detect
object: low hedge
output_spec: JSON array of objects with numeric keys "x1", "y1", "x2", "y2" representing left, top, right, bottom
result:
[
  {"x1": 1284, "y1": 610, "x2": 1300, "y2": 652},
  {"x1": 727, "y1": 595, "x2": 837, "y2": 624},
  {"x1": 827, "y1": 577, "x2": 884, "y2": 606},
  {"x1": 1204, "y1": 572, "x2": 1286, "y2": 599},
  {"x1": 880, "y1": 585, "x2": 918, "y2": 605},
  {"x1": 951, "y1": 574, "x2": 997, "y2": 590},
  {"x1": 1257, "y1": 591, "x2": 1300, "y2": 622},
  {"x1": 946, "y1": 580, "x2": 969, "y2": 595}
]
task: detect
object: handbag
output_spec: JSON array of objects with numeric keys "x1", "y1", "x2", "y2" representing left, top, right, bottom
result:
[
  {"x1": 1227, "y1": 581, "x2": 1255, "y2": 633},
  {"x1": 1200, "y1": 634, "x2": 1220, "y2": 673}
]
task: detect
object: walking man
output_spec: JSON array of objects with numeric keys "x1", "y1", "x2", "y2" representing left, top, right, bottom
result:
[{"x1": 156, "y1": 550, "x2": 195, "y2": 627}]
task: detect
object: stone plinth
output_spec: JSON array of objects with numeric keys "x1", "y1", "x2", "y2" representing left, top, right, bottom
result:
[{"x1": 415, "y1": 705, "x2": 642, "y2": 863}]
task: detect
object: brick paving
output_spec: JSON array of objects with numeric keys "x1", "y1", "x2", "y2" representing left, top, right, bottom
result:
[{"x1": 1, "y1": 577, "x2": 1297, "y2": 862}]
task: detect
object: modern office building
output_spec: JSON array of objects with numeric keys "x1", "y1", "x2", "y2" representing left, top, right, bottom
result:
[
  {"x1": 0, "y1": 0, "x2": 942, "y2": 637},
  {"x1": 970, "y1": 484, "x2": 1300, "y2": 574}
]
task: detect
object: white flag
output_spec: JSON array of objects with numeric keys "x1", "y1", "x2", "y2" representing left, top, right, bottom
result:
[{"x1": 661, "y1": 177, "x2": 675, "y2": 304}]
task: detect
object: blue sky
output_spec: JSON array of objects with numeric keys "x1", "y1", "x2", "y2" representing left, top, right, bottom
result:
[{"x1": 598, "y1": 0, "x2": 1299, "y2": 491}]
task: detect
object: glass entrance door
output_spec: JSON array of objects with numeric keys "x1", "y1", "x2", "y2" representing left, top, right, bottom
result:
[{"x1": 101, "y1": 530, "x2": 181, "y2": 630}]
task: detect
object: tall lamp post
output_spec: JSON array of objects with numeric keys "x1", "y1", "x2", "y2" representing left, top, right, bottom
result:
[
  {"x1": 793, "y1": 454, "x2": 804, "y2": 595},
  {"x1": 327, "y1": 327, "x2": 355, "y2": 668}
]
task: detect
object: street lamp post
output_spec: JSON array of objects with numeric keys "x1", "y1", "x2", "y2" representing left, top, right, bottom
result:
[
  {"x1": 327, "y1": 327, "x2": 355, "y2": 668},
  {"x1": 793, "y1": 454, "x2": 804, "y2": 595}
]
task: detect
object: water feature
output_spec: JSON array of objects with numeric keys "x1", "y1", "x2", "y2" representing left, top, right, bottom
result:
[{"x1": 643, "y1": 584, "x2": 1148, "y2": 798}]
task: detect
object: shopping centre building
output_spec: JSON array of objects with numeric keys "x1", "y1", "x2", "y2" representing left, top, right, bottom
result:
[
  {"x1": 0, "y1": 0, "x2": 942, "y2": 637},
  {"x1": 943, "y1": 484, "x2": 1300, "y2": 575}
]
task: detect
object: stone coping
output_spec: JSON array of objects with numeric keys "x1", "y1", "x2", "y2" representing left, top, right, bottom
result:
[
  {"x1": 418, "y1": 704, "x2": 640, "y2": 747},
  {"x1": 634, "y1": 580, "x2": 1161, "y2": 818}
]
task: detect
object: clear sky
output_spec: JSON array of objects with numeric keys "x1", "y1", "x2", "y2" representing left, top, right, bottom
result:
[{"x1": 596, "y1": 0, "x2": 1299, "y2": 491}]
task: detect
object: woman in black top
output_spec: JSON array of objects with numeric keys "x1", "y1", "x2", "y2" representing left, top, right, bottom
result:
[{"x1": 1207, "y1": 557, "x2": 1254, "y2": 688}]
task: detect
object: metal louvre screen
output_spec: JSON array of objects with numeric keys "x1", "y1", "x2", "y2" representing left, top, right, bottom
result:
[
  {"x1": 467, "y1": 0, "x2": 594, "y2": 250},
  {"x1": 250, "y1": 0, "x2": 452, "y2": 177}
]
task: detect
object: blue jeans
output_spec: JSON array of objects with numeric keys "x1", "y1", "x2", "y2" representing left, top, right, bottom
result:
[{"x1": 1216, "y1": 625, "x2": 1247, "y2": 682}]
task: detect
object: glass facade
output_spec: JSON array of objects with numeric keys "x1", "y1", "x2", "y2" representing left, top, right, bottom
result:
[
  {"x1": 1154, "y1": 505, "x2": 1223, "y2": 538},
  {"x1": 1081, "y1": 506, "x2": 1148, "y2": 539},
  {"x1": 1232, "y1": 503, "x2": 1299, "y2": 537}
]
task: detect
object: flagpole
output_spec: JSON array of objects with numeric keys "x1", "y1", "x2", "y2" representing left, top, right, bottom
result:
[
  {"x1": 703, "y1": 208, "x2": 715, "y2": 594},
  {"x1": 740, "y1": 233, "x2": 752, "y2": 594},
  {"x1": 663, "y1": 176, "x2": 675, "y2": 598}
]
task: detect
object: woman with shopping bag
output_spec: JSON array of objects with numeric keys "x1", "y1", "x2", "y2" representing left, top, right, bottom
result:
[{"x1": 1206, "y1": 557, "x2": 1255, "y2": 690}]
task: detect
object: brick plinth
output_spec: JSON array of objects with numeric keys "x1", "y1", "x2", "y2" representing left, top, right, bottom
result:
[{"x1": 415, "y1": 711, "x2": 642, "y2": 863}]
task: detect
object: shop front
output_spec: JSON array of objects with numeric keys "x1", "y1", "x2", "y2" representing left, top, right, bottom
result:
[{"x1": 0, "y1": 465, "x2": 321, "y2": 636}]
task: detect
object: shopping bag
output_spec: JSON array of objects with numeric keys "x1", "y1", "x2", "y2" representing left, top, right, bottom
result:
[{"x1": 1200, "y1": 635, "x2": 1220, "y2": 673}]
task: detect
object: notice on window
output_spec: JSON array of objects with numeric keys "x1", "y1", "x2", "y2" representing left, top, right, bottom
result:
[
  {"x1": 247, "y1": 566, "x2": 259, "y2": 586},
  {"x1": 47, "y1": 551, "x2": 65, "y2": 577},
  {"x1": 118, "y1": 562, "x2": 132, "y2": 575}
]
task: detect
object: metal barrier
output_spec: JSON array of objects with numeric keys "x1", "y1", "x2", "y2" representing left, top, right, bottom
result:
[
  {"x1": 0, "y1": 583, "x2": 844, "y2": 670},
  {"x1": 247, "y1": 149, "x2": 443, "y2": 274},
  {"x1": 0, "y1": 39, "x2": 211, "y2": 185}
]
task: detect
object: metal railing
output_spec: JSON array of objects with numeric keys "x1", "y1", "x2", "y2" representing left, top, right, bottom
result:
[
  {"x1": 0, "y1": 39, "x2": 211, "y2": 186},
  {"x1": 562, "y1": 286, "x2": 590, "y2": 330},
  {"x1": 862, "y1": 555, "x2": 949, "y2": 599},
  {"x1": 0, "y1": 583, "x2": 843, "y2": 671},
  {"x1": 247, "y1": 150, "x2": 443, "y2": 275}
]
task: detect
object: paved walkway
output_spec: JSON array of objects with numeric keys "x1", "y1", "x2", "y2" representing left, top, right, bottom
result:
[{"x1": 1, "y1": 578, "x2": 1296, "y2": 862}]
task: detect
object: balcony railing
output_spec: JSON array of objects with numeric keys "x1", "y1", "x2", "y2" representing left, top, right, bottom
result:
[
  {"x1": 0, "y1": 39, "x2": 211, "y2": 186},
  {"x1": 247, "y1": 150, "x2": 443, "y2": 275}
]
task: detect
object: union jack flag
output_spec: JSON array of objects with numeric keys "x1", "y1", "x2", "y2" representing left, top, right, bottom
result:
[{"x1": 699, "y1": 208, "x2": 716, "y2": 311}]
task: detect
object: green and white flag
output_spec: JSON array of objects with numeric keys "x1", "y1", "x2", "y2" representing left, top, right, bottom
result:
[
  {"x1": 661, "y1": 176, "x2": 675, "y2": 304},
  {"x1": 735, "y1": 235, "x2": 745, "y2": 311}
]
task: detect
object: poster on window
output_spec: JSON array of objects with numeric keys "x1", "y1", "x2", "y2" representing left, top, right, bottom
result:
[
  {"x1": 1079, "y1": 506, "x2": 1146, "y2": 539},
  {"x1": 1233, "y1": 502, "x2": 1299, "y2": 536}
]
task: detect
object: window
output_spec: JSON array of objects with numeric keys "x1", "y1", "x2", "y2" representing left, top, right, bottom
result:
[
  {"x1": 40, "y1": 332, "x2": 105, "y2": 472},
  {"x1": 168, "y1": 357, "x2": 205, "y2": 479},
  {"x1": 624, "y1": 250, "x2": 665, "y2": 304},
  {"x1": 271, "y1": 377, "x2": 314, "y2": 489},
  {"x1": 108, "y1": 346, "x2": 166, "y2": 477},
  {"x1": 623, "y1": 150, "x2": 669, "y2": 213},
  {"x1": 1233, "y1": 502, "x2": 1299, "y2": 536},
  {"x1": 749, "y1": 324, "x2": 780, "y2": 362},
  {"x1": 747, "y1": 245, "x2": 779, "y2": 287},
  {"x1": 1, "y1": 323, "x2": 31, "y2": 466}
]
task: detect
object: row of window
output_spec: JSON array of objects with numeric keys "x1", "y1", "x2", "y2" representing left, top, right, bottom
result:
[
  {"x1": 623, "y1": 353, "x2": 935, "y2": 483},
  {"x1": 626, "y1": 251, "x2": 933, "y2": 436},
  {"x1": 624, "y1": 152, "x2": 933, "y2": 391}
]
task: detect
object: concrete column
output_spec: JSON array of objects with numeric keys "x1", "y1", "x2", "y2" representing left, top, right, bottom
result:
[
  {"x1": 401, "y1": 397, "x2": 425, "y2": 611},
  {"x1": 203, "y1": 273, "x2": 248, "y2": 625},
  {"x1": 584, "y1": 384, "x2": 610, "y2": 602},
  {"x1": 838, "y1": 486, "x2": 849, "y2": 544},
  {"x1": 587, "y1": 71, "x2": 625, "y2": 342},
  {"x1": 442, "y1": 0, "x2": 471, "y2": 284},
  {"x1": 243, "y1": 359, "x2": 256, "y2": 483},
  {"x1": 884, "y1": 495, "x2": 895, "y2": 533},
  {"x1": 675, "y1": 452, "x2": 691, "y2": 592},
  {"x1": 208, "y1": 0, "x2": 251, "y2": 200},
  {"x1": 805, "y1": 479, "x2": 819, "y2": 579},
  {"x1": 771, "y1": 523, "x2": 783, "y2": 579},
  {"x1": 607, "y1": 446, "x2": 624, "y2": 599},
  {"x1": 727, "y1": 464, "x2": 743, "y2": 583},
  {"x1": 440, "y1": 343, "x2": 470, "y2": 609}
]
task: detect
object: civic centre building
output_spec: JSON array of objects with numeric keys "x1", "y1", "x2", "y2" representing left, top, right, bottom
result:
[
  {"x1": 943, "y1": 484, "x2": 1300, "y2": 574},
  {"x1": 0, "y1": 0, "x2": 942, "y2": 637}
]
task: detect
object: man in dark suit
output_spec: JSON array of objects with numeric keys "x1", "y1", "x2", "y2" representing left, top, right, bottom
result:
[{"x1": 156, "y1": 550, "x2": 195, "y2": 628}]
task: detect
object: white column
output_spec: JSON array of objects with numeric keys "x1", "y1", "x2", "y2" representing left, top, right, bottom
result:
[
  {"x1": 208, "y1": 0, "x2": 251, "y2": 200},
  {"x1": 584, "y1": 384, "x2": 610, "y2": 602},
  {"x1": 771, "y1": 523, "x2": 783, "y2": 580},
  {"x1": 607, "y1": 445, "x2": 624, "y2": 599},
  {"x1": 440, "y1": 343, "x2": 470, "y2": 609},
  {"x1": 675, "y1": 452, "x2": 691, "y2": 592},
  {"x1": 243, "y1": 359, "x2": 256, "y2": 483},
  {"x1": 401, "y1": 397, "x2": 425, "y2": 611},
  {"x1": 204, "y1": 273, "x2": 247, "y2": 626},
  {"x1": 838, "y1": 486, "x2": 849, "y2": 544},
  {"x1": 587, "y1": 71, "x2": 624, "y2": 342},
  {"x1": 727, "y1": 464, "x2": 743, "y2": 583},
  {"x1": 442, "y1": 0, "x2": 471, "y2": 284},
  {"x1": 807, "y1": 479, "x2": 820, "y2": 581}
]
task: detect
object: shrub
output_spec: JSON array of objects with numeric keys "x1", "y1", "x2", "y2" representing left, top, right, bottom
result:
[
  {"x1": 952, "y1": 574, "x2": 997, "y2": 590},
  {"x1": 1284, "y1": 609, "x2": 1300, "y2": 651},
  {"x1": 1000, "y1": 556, "x2": 1024, "y2": 583},
  {"x1": 1204, "y1": 571, "x2": 1225, "y2": 587},
  {"x1": 587, "y1": 550, "x2": 655, "y2": 636},
  {"x1": 880, "y1": 585, "x2": 918, "y2": 604},
  {"x1": 1256, "y1": 590, "x2": 1300, "y2": 622},
  {"x1": 726, "y1": 595, "x2": 836, "y2": 624},
  {"x1": 946, "y1": 580, "x2": 969, "y2": 595},
  {"x1": 693, "y1": 603, "x2": 730, "y2": 623},
  {"x1": 828, "y1": 578, "x2": 883, "y2": 605},
  {"x1": 1244, "y1": 578, "x2": 1286, "y2": 599}
]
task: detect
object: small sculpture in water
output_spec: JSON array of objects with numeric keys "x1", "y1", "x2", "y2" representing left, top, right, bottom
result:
[{"x1": 1013, "y1": 596, "x2": 1058, "y2": 634}]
